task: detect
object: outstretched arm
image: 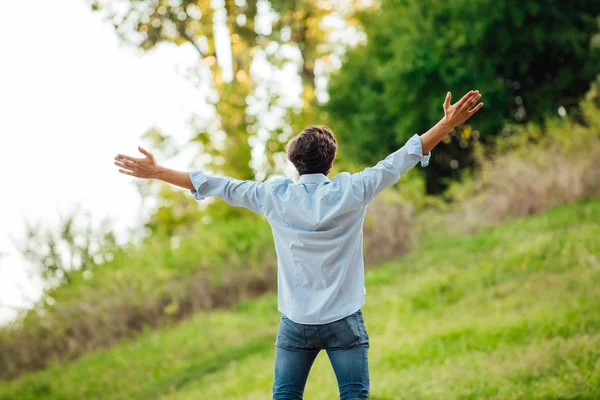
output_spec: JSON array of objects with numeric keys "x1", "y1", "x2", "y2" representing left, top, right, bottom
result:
[
  {"x1": 420, "y1": 90, "x2": 483, "y2": 154},
  {"x1": 114, "y1": 146, "x2": 194, "y2": 190},
  {"x1": 350, "y1": 90, "x2": 483, "y2": 204},
  {"x1": 114, "y1": 147, "x2": 266, "y2": 215}
]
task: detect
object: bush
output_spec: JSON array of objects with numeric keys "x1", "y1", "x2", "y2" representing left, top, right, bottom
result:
[
  {"x1": 0, "y1": 192, "x2": 416, "y2": 379},
  {"x1": 364, "y1": 192, "x2": 415, "y2": 266},
  {"x1": 439, "y1": 91, "x2": 600, "y2": 233},
  {"x1": 326, "y1": 0, "x2": 600, "y2": 192}
]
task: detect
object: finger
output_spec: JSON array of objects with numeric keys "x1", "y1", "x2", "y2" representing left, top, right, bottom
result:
[
  {"x1": 115, "y1": 154, "x2": 142, "y2": 162},
  {"x1": 465, "y1": 93, "x2": 482, "y2": 110},
  {"x1": 118, "y1": 169, "x2": 134, "y2": 176},
  {"x1": 468, "y1": 102, "x2": 484, "y2": 114},
  {"x1": 138, "y1": 146, "x2": 151, "y2": 157},
  {"x1": 444, "y1": 92, "x2": 451, "y2": 109},
  {"x1": 114, "y1": 160, "x2": 133, "y2": 169},
  {"x1": 455, "y1": 90, "x2": 476, "y2": 108},
  {"x1": 459, "y1": 91, "x2": 479, "y2": 111}
]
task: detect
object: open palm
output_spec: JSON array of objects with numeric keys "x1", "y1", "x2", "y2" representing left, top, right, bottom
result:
[
  {"x1": 443, "y1": 90, "x2": 483, "y2": 127},
  {"x1": 114, "y1": 147, "x2": 161, "y2": 179}
]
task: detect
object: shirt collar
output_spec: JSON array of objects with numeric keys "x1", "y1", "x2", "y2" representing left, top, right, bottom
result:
[{"x1": 298, "y1": 173, "x2": 330, "y2": 184}]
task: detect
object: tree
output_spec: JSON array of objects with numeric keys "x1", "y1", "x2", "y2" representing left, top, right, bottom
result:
[
  {"x1": 90, "y1": 0, "x2": 368, "y2": 179},
  {"x1": 17, "y1": 210, "x2": 118, "y2": 287},
  {"x1": 326, "y1": 0, "x2": 600, "y2": 193},
  {"x1": 89, "y1": 0, "x2": 371, "y2": 233}
]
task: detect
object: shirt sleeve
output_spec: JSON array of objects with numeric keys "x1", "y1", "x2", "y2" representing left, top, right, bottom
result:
[
  {"x1": 189, "y1": 171, "x2": 267, "y2": 215},
  {"x1": 349, "y1": 134, "x2": 430, "y2": 205}
]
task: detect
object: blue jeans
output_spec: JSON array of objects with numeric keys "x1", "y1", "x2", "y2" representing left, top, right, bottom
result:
[{"x1": 273, "y1": 309, "x2": 370, "y2": 399}]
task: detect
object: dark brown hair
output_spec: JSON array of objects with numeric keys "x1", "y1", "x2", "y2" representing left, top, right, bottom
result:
[{"x1": 286, "y1": 125, "x2": 338, "y2": 176}]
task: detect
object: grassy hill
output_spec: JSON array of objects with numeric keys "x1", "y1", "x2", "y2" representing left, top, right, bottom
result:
[{"x1": 1, "y1": 199, "x2": 599, "y2": 400}]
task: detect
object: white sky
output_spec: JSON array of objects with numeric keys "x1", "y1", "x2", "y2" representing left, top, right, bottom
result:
[{"x1": 0, "y1": 0, "x2": 207, "y2": 323}]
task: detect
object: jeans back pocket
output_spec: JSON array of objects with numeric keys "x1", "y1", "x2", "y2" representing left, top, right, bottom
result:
[
  {"x1": 329, "y1": 313, "x2": 362, "y2": 349},
  {"x1": 276, "y1": 316, "x2": 307, "y2": 348}
]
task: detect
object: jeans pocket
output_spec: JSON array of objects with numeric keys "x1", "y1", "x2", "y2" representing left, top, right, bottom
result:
[
  {"x1": 356, "y1": 311, "x2": 370, "y2": 347},
  {"x1": 329, "y1": 313, "x2": 361, "y2": 349},
  {"x1": 276, "y1": 316, "x2": 306, "y2": 348}
]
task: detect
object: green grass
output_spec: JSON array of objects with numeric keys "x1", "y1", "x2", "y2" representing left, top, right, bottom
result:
[{"x1": 1, "y1": 200, "x2": 599, "y2": 400}]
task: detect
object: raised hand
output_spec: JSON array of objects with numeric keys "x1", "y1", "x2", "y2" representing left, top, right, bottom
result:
[
  {"x1": 114, "y1": 146, "x2": 162, "y2": 179},
  {"x1": 443, "y1": 90, "x2": 483, "y2": 128}
]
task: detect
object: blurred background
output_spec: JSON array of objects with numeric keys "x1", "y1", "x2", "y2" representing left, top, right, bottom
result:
[{"x1": 0, "y1": 0, "x2": 599, "y2": 399}]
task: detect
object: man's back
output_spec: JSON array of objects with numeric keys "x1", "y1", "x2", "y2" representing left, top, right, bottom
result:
[
  {"x1": 187, "y1": 133, "x2": 429, "y2": 324},
  {"x1": 265, "y1": 172, "x2": 369, "y2": 324}
]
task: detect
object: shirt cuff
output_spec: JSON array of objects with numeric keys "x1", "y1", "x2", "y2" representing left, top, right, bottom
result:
[
  {"x1": 189, "y1": 171, "x2": 208, "y2": 200},
  {"x1": 406, "y1": 134, "x2": 431, "y2": 167}
]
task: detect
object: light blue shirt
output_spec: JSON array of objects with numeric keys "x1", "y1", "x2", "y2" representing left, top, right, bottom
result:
[{"x1": 189, "y1": 134, "x2": 430, "y2": 324}]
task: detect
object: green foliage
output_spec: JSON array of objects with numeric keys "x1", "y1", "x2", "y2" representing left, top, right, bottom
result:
[
  {"x1": 326, "y1": 0, "x2": 600, "y2": 192},
  {"x1": 433, "y1": 83, "x2": 600, "y2": 234},
  {"x1": 484, "y1": 75, "x2": 600, "y2": 157},
  {"x1": 46, "y1": 214, "x2": 275, "y2": 302},
  {"x1": 17, "y1": 210, "x2": 118, "y2": 287},
  {"x1": 1, "y1": 200, "x2": 599, "y2": 399},
  {"x1": 90, "y1": 0, "x2": 367, "y2": 180},
  {"x1": 0, "y1": 212, "x2": 276, "y2": 379}
]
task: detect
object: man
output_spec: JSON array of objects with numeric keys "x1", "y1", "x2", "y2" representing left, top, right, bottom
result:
[{"x1": 114, "y1": 90, "x2": 483, "y2": 399}]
